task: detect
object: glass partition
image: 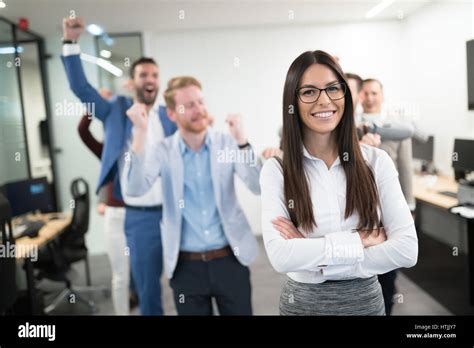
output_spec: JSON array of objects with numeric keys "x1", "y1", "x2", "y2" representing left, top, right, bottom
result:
[
  {"x1": 0, "y1": 18, "x2": 29, "y2": 183},
  {"x1": 95, "y1": 33, "x2": 143, "y2": 96},
  {"x1": 0, "y1": 16, "x2": 57, "y2": 209}
]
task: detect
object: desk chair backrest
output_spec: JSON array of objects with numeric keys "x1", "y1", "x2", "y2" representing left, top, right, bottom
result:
[
  {"x1": 0, "y1": 192, "x2": 17, "y2": 314},
  {"x1": 60, "y1": 178, "x2": 90, "y2": 250}
]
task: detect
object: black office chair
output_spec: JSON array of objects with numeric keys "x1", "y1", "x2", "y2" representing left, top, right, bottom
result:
[
  {"x1": 36, "y1": 178, "x2": 109, "y2": 314},
  {"x1": 0, "y1": 192, "x2": 17, "y2": 315}
]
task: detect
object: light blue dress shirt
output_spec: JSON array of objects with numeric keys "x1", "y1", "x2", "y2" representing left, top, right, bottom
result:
[
  {"x1": 127, "y1": 128, "x2": 261, "y2": 279},
  {"x1": 178, "y1": 133, "x2": 228, "y2": 252}
]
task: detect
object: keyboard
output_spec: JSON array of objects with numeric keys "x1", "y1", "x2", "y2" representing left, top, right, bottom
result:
[
  {"x1": 12, "y1": 220, "x2": 45, "y2": 239},
  {"x1": 438, "y1": 191, "x2": 457, "y2": 198}
]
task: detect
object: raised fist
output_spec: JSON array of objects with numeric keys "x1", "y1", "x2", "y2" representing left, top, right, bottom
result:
[
  {"x1": 226, "y1": 113, "x2": 247, "y2": 146},
  {"x1": 62, "y1": 16, "x2": 85, "y2": 41},
  {"x1": 126, "y1": 103, "x2": 149, "y2": 133}
]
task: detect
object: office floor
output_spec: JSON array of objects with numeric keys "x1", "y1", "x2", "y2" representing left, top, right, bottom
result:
[{"x1": 40, "y1": 236, "x2": 452, "y2": 316}]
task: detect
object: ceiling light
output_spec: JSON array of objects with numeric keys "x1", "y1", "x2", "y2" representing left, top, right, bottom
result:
[
  {"x1": 102, "y1": 34, "x2": 114, "y2": 46},
  {"x1": 100, "y1": 49, "x2": 111, "y2": 59},
  {"x1": 80, "y1": 53, "x2": 122, "y2": 77},
  {"x1": 86, "y1": 24, "x2": 104, "y2": 36},
  {"x1": 0, "y1": 46, "x2": 23, "y2": 54},
  {"x1": 365, "y1": 0, "x2": 397, "y2": 19}
]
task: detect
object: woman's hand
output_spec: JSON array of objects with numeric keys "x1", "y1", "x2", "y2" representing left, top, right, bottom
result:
[
  {"x1": 357, "y1": 227, "x2": 387, "y2": 248},
  {"x1": 271, "y1": 216, "x2": 305, "y2": 239}
]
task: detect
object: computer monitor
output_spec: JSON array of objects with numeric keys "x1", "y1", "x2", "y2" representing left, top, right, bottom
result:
[
  {"x1": 412, "y1": 135, "x2": 434, "y2": 162},
  {"x1": 453, "y1": 139, "x2": 474, "y2": 171},
  {"x1": 2, "y1": 177, "x2": 55, "y2": 217},
  {"x1": 452, "y1": 138, "x2": 474, "y2": 181}
]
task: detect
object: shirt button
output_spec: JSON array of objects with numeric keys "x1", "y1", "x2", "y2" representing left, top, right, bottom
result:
[
  {"x1": 204, "y1": 230, "x2": 210, "y2": 235},
  {"x1": 197, "y1": 172, "x2": 201, "y2": 176},
  {"x1": 202, "y1": 210, "x2": 207, "y2": 215}
]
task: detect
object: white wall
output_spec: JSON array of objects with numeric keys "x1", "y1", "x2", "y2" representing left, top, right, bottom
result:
[
  {"x1": 149, "y1": 20, "x2": 405, "y2": 235},
  {"x1": 401, "y1": 0, "x2": 474, "y2": 175}
]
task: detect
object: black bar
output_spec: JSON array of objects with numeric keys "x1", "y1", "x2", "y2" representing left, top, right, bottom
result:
[{"x1": 0, "y1": 316, "x2": 473, "y2": 345}]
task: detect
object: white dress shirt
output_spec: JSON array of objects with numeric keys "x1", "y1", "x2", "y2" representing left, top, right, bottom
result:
[
  {"x1": 119, "y1": 103, "x2": 165, "y2": 206},
  {"x1": 260, "y1": 143, "x2": 418, "y2": 284},
  {"x1": 62, "y1": 43, "x2": 81, "y2": 56}
]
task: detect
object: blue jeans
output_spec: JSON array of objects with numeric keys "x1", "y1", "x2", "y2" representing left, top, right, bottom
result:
[{"x1": 124, "y1": 207, "x2": 163, "y2": 315}]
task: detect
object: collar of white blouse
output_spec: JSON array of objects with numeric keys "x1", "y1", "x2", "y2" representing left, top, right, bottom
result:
[{"x1": 302, "y1": 145, "x2": 341, "y2": 170}]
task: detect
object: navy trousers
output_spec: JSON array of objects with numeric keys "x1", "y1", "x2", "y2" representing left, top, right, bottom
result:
[
  {"x1": 170, "y1": 254, "x2": 252, "y2": 315},
  {"x1": 124, "y1": 208, "x2": 163, "y2": 315}
]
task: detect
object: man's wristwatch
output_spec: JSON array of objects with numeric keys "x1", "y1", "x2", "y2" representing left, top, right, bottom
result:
[
  {"x1": 238, "y1": 142, "x2": 250, "y2": 149},
  {"x1": 62, "y1": 38, "x2": 77, "y2": 44}
]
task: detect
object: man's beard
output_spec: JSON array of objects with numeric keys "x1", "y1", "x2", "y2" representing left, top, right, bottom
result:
[
  {"x1": 181, "y1": 113, "x2": 209, "y2": 133},
  {"x1": 136, "y1": 87, "x2": 158, "y2": 106}
]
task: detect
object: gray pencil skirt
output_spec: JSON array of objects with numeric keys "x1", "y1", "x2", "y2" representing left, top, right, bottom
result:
[{"x1": 279, "y1": 276, "x2": 385, "y2": 316}]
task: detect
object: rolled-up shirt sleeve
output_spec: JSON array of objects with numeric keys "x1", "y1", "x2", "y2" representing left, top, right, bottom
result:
[{"x1": 260, "y1": 158, "x2": 364, "y2": 274}]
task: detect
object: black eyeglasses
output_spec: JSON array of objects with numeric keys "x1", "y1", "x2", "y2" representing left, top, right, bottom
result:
[{"x1": 296, "y1": 83, "x2": 347, "y2": 104}]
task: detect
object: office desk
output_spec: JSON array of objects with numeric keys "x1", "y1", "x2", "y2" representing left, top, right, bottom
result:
[
  {"x1": 407, "y1": 175, "x2": 474, "y2": 313},
  {"x1": 14, "y1": 212, "x2": 72, "y2": 314},
  {"x1": 15, "y1": 213, "x2": 72, "y2": 258},
  {"x1": 413, "y1": 175, "x2": 458, "y2": 209}
]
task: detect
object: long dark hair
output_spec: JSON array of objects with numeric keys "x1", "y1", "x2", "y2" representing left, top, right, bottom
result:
[{"x1": 281, "y1": 50, "x2": 380, "y2": 233}]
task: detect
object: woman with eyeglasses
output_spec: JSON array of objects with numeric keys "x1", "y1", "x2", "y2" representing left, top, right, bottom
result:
[{"x1": 260, "y1": 50, "x2": 418, "y2": 315}]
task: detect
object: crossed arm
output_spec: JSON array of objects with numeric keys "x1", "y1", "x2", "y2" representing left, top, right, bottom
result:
[{"x1": 260, "y1": 152, "x2": 418, "y2": 279}]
